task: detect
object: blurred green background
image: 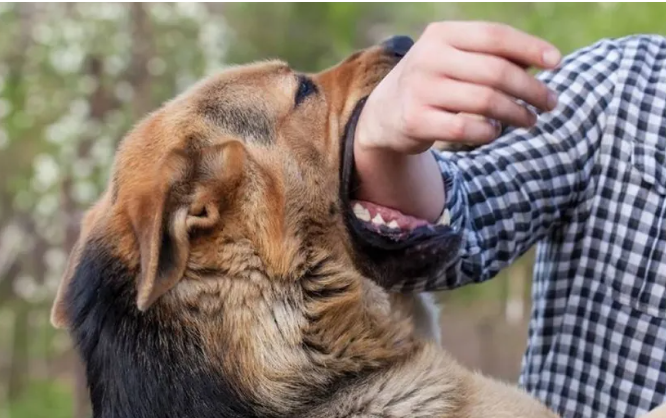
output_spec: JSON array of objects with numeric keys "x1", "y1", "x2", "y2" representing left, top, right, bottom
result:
[{"x1": 0, "y1": 3, "x2": 664, "y2": 417}]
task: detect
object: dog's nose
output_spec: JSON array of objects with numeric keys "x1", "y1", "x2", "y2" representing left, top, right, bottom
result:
[{"x1": 381, "y1": 35, "x2": 414, "y2": 58}]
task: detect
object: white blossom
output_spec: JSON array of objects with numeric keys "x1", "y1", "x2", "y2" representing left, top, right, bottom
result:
[
  {"x1": 14, "y1": 274, "x2": 38, "y2": 301},
  {"x1": 147, "y1": 57, "x2": 166, "y2": 76},
  {"x1": 49, "y1": 44, "x2": 85, "y2": 74},
  {"x1": 72, "y1": 180, "x2": 98, "y2": 205},
  {"x1": 35, "y1": 193, "x2": 59, "y2": 218},
  {"x1": 32, "y1": 153, "x2": 60, "y2": 192},
  {"x1": 114, "y1": 80, "x2": 134, "y2": 103}
]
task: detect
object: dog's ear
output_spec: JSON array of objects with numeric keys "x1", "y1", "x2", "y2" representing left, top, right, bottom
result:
[
  {"x1": 51, "y1": 236, "x2": 85, "y2": 329},
  {"x1": 50, "y1": 195, "x2": 109, "y2": 329},
  {"x1": 50, "y1": 141, "x2": 246, "y2": 327},
  {"x1": 133, "y1": 141, "x2": 245, "y2": 311}
]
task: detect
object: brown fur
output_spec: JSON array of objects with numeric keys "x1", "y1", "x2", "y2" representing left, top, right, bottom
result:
[{"x1": 51, "y1": 42, "x2": 559, "y2": 418}]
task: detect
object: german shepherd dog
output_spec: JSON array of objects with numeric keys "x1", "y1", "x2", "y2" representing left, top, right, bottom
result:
[{"x1": 51, "y1": 36, "x2": 559, "y2": 418}]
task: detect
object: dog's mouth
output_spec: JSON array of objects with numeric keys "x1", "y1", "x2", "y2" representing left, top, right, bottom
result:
[
  {"x1": 350, "y1": 199, "x2": 447, "y2": 235},
  {"x1": 339, "y1": 98, "x2": 451, "y2": 248},
  {"x1": 339, "y1": 98, "x2": 461, "y2": 289}
]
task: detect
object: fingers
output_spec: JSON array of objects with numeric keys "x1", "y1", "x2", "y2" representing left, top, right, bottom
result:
[
  {"x1": 420, "y1": 78, "x2": 537, "y2": 128},
  {"x1": 354, "y1": 20, "x2": 563, "y2": 156},
  {"x1": 428, "y1": 21, "x2": 562, "y2": 69},
  {"x1": 432, "y1": 47, "x2": 558, "y2": 112}
]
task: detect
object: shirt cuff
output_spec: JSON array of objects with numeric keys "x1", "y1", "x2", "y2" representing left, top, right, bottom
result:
[
  {"x1": 430, "y1": 149, "x2": 481, "y2": 257},
  {"x1": 431, "y1": 150, "x2": 465, "y2": 230}
]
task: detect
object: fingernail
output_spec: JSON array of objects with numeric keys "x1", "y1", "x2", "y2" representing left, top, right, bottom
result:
[
  {"x1": 488, "y1": 118, "x2": 502, "y2": 135},
  {"x1": 542, "y1": 48, "x2": 561, "y2": 67},
  {"x1": 547, "y1": 90, "x2": 559, "y2": 110}
]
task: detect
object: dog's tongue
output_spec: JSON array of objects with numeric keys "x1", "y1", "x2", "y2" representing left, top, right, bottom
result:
[{"x1": 350, "y1": 200, "x2": 429, "y2": 231}]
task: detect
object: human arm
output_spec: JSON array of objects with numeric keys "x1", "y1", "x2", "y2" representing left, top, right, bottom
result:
[
  {"x1": 354, "y1": 21, "x2": 562, "y2": 223},
  {"x1": 353, "y1": 25, "x2": 623, "y2": 289}
]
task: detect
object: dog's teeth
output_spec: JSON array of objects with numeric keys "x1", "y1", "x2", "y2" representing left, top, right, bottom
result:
[
  {"x1": 438, "y1": 209, "x2": 451, "y2": 226},
  {"x1": 387, "y1": 220, "x2": 400, "y2": 229},
  {"x1": 371, "y1": 214, "x2": 385, "y2": 225},
  {"x1": 353, "y1": 203, "x2": 371, "y2": 222}
]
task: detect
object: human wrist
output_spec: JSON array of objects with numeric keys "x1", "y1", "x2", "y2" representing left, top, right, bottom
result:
[
  {"x1": 353, "y1": 100, "x2": 385, "y2": 153},
  {"x1": 353, "y1": 143, "x2": 445, "y2": 224}
]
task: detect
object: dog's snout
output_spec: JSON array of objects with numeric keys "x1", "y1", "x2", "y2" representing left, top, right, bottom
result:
[{"x1": 381, "y1": 35, "x2": 414, "y2": 58}]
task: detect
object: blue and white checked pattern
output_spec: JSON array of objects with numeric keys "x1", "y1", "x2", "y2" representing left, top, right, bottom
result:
[{"x1": 401, "y1": 35, "x2": 666, "y2": 417}]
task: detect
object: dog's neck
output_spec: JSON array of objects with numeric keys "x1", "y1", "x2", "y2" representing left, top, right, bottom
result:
[
  {"x1": 188, "y1": 244, "x2": 423, "y2": 415},
  {"x1": 65, "y1": 241, "x2": 260, "y2": 418},
  {"x1": 66, "y1": 238, "x2": 444, "y2": 417}
]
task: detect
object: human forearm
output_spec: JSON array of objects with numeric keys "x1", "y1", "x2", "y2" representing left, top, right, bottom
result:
[{"x1": 353, "y1": 139, "x2": 445, "y2": 224}]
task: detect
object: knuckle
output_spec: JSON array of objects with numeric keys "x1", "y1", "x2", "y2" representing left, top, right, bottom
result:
[
  {"x1": 492, "y1": 62, "x2": 512, "y2": 86},
  {"x1": 521, "y1": 78, "x2": 548, "y2": 109},
  {"x1": 485, "y1": 22, "x2": 509, "y2": 38},
  {"x1": 523, "y1": 106, "x2": 537, "y2": 124},
  {"x1": 424, "y1": 22, "x2": 444, "y2": 38},
  {"x1": 479, "y1": 90, "x2": 499, "y2": 113},
  {"x1": 446, "y1": 117, "x2": 466, "y2": 139},
  {"x1": 400, "y1": 101, "x2": 422, "y2": 137},
  {"x1": 476, "y1": 24, "x2": 493, "y2": 42},
  {"x1": 514, "y1": 104, "x2": 533, "y2": 126},
  {"x1": 479, "y1": 23, "x2": 507, "y2": 48}
]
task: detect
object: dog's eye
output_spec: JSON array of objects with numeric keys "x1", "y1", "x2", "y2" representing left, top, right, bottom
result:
[{"x1": 295, "y1": 75, "x2": 317, "y2": 106}]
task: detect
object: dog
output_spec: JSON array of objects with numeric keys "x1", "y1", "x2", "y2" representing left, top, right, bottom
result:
[{"x1": 50, "y1": 35, "x2": 559, "y2": 418}]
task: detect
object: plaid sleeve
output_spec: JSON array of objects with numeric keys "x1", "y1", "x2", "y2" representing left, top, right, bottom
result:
[{"x1": 408, "y1": 37, "x2": 626, "y2": 291}]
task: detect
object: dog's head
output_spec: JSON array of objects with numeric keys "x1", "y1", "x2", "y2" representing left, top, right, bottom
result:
[
  {"x1": 49, "y1": 36, "x2": 457, "y2": 415},
  {"x1": 53, "y1": 34, "x2": 457, "y2": 326}
]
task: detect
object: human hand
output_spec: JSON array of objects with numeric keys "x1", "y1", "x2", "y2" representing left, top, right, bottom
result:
[
  {"x1": 357, "y1": 21, "x2": 562, "y2": 153},
  {"x1": 353, "y1": 22, "x2": 562, "y2": 222}
]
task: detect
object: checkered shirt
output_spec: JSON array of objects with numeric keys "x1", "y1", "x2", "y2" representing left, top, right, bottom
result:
[{"x1": 404, "y1": 35, "x2": 666, "y2": 417}]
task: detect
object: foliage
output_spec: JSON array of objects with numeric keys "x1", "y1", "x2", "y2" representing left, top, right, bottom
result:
[
  {"x1": 222, "y1": 3, "x2": 438, "y2": 71},
  {"x1": 4, "y1": 380, "x2": 73, "y2": 418}
]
